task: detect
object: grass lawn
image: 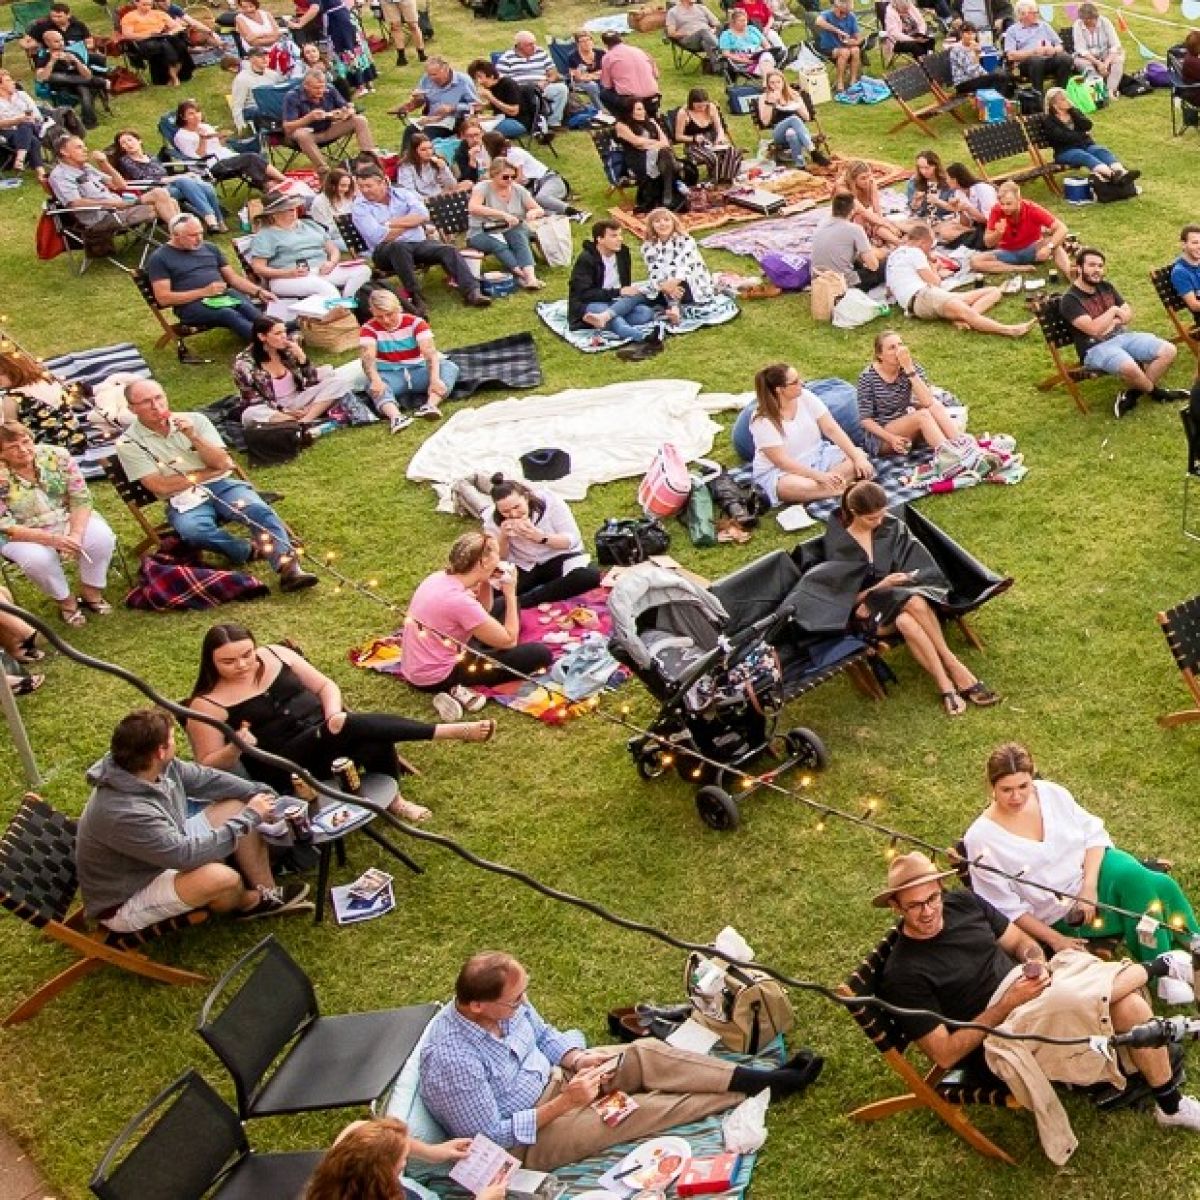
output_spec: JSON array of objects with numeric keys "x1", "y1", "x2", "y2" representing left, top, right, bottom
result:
[{"x1": 3, "y1": 1, "x2": 1200, "y2": 1196}]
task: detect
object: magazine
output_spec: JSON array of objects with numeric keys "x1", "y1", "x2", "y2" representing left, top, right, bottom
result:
[
  {"x1": 448, "y1": 1135, "x2": 520, "y2": 1195},
  {"x1": 311, "y1": 803, "x2": 368, "y2": 836},
  {"x1": 330, "y1": 879, "x2": 395, "y2": 925}
]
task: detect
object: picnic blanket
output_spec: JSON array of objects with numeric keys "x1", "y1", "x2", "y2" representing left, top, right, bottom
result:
[
  {"x1": 350, "y1": 588, "x2": 629, "y2": 723},
  {"x1": 387, "y1": 1013, "x2": 785, "y2": 1200},
  {"x1": 406, "y1": 379, "x2": 745, "y2": 504},
  {"x1": 800, "y1": 449, "x2": 937, "y2": 522},
  {"x1": 536, "y1": 295, "x2": 740, "y2": 352}
]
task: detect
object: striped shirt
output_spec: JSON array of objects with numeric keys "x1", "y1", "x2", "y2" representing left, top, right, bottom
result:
[
  {"x1": 857, "y1": 362, "x2": 928, "y2": 426},
  {"x1": 496, "y1": 46, "x2": 555, "y2": 85},
  {"x1": 359, "y1": 314, "x2": 432, "y2": 365}
]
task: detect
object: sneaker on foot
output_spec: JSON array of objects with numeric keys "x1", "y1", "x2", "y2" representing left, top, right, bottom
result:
[
  {"x1": 236, "y1": 882, "x2": 313, "y2": 920},
  {"x1": 570, "y1": 208, "x2": 592, "y2": 224},
  {"x1": 413, "y1": 403, "x2": 442, "y2": 420},
  {"x1": 390, "y1": 413, "x2": 414, "y2": 433},
  {"x1": 449, "y1": 683, "x2": 486, "y2": 712},
  {"x1": 432, "y1": 691, "x2": 464, "y2": 721},
  {"x1": 1114, "y1": 388, "x2": 1140, "y2": 418},
  {"x1": 1156, "y1": 1094, "x2": 1200, "y2": 1131},
  {"x1": 1157, "y1": 950, "x2": 1196, "y2": 1004},
  {"x1": 1152, "y1": 386, "x2": 1191, "y2": 403}
]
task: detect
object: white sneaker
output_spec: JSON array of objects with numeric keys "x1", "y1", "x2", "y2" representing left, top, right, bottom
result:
[
  {"x1": 1155, "y1": 1094, "x2": 1200, "y2": 1131},
  {"x1": 432, "y1": 691, "x2": 464, "y2": 722},
  {"x1": 449, "y1": 683, "x2": 486, "y2": 712},
  {"x1": 1157, "y1": 950, "x2": 1196, "y2": 1004}
]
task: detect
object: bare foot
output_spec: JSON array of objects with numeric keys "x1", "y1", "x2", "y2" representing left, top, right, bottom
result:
[
  {"x1": 1007, "y1": 319, "x2": 1036, "y2": 338},
  {"x1": 388, "y1": 795, "x2": 432, "y2": 822},
  {"x1": 583, "y1": 311, "x2": 611, "y2": 329}
]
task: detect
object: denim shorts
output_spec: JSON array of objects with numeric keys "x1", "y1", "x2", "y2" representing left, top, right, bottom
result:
[
  {"x1": 754, "y1": 440, "x2": 845, "y2": 506},
  {"x1": 994, "y1": 243, "x2": 1041, "y2": 267},
  {"x1": 1084, "y1": 331, "x2": 1170, "y2": 375}
]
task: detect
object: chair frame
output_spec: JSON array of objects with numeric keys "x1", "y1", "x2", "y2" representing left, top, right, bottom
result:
[
  {"x1": 0, "y1": 793, "x2": 208, "y2": 1026},
  {"x1": 885, "y1": 60, "x2": 972, "y2": 138},
  {"x1": 838, "y1": 924, "x2": 1020, "y2": 1165},
  {"x1": 1026, "y1": 292, "x2": 1103, "y2": 415},
  {"x1": 1158, "y1": 592, "x2": 1200, "y2": 726},
  {"x1": 41, "y1": 187, "x2": 162, "y2": 276},
  {"x1": 1182, "y1": 407, "x2": 1200, "y2": 543},
  {"x1": 962, "y1": 116, "x2": 1067, "y2": 198},
  {"x1": 590, "y1": 126, "x2": 638, "y2": 200},
  {"x1": 131, "y1": 267, "x2": 217, "y2": 366},
  {"x1": 1149, "y1": 264, "x2": 1200, "y2": 365}
]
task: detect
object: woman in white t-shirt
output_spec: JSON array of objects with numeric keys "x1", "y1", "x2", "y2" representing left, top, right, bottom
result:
[
  {"x1": 749, "y1": 362, "x2": 873, "y2": 505},
  {"x1": 173, "y1": 99, "x2": 285, "y2": 193},
  {"x1": 938, "y1": 162, "x2": 998, "y2": 249},
  {"x1": 482, "y1": 475, "x2": 601, "y2": 605}
]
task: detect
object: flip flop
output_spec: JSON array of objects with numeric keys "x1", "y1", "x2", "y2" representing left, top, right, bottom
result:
[
  {"x1": 465, "y1": 719, "x2": 496, "y2": 742},
  {"x1": 961, "y1": 681, "x2": 1001, "y2": 707},
  {"x1": 941, "y1": 690, "x2": 966, "y2": 717},
  {"x1": 10, "y1": 673, "x2": 45, "y2": 696}
]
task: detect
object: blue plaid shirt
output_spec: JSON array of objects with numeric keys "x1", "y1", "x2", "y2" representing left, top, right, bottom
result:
[{"x1": 418, "y1": 1002, "x2": 586, "y2": 1148}]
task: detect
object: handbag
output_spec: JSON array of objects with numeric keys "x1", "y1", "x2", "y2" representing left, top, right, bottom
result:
[
  {"x1": 531, "y1": 214, "x2": 573, "y2": 268},
  {"x1": 629, "y1": 6, "x2": 667, "y2": 32},
  {"x1": 243, "y1": 419, "x2": 312, "y2": 467},
  {"x1": 298, "y1": 307, "x2": 361, "y2": 353},
  {"x1": 810, "y1": 269, "x2": 847, "y2": 322},
  {"x1": 1064, "y1": 74, "x2": 1099, "y2": 114},
  {"x1": 685, "y1": 951, "x2": 795, "y2": 1055},
  {"x1": 832, "y1": 287, "x2": 887, "y2": 329},
  {"x1": 595, "y1": 517, "x2": 671, "y2": 566},
  {"x1": 35, "y1": 212, "x2": 66, "y2": 261},
  {"x1": 682, "y1": 463, "x2": 721, "y2": 548},
  {"x1": 107, "y1": 65, "x2": 144, "y2": 94},
  {"x1": 638, "y1": 442, "x2": 692, "y2": 518}
]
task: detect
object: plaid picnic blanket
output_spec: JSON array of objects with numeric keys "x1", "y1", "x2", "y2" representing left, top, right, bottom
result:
[
  {"x1": 124, "y1": 541, "x2": 271, "y2": 611},
  {"x1": 536, "y1": 296, "x2": 740, "y2": 353},
  {"x1": 443, "y1": 331, "x2": 542, "y2": 397},
  {"x1": 803, "y1": 448, "x2": 937, "y2": 522}
]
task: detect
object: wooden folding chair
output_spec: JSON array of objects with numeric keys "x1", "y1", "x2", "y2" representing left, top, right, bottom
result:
[
  {"x1": 0, "y1": 794, "x2": 208, "y2": 1025},
  {"x1": 131, "y1": 268, "x2": 216, "y2": 365},
  {"x1": 962, "y1": 117, "x2": 1066, "y2": 197},
  {"x1": 101, "y1": 452, "x2": 173, "y2": 557},
  {"x1": 885, "y1": 61, "x2": 972, "y2": 138},
  {"x1": 1026, "y1": 292, "x2": 1103, "y2": 415},
  {"x1": 838, "y1": 925, "x2": 1020, "y2": 1165},
  {"x1": 1149, "y1": 265, "x2": 1200, "y2": 365},
  {"x1": 1156, "y1": 593, "x2": 1200, "y2": 727}
]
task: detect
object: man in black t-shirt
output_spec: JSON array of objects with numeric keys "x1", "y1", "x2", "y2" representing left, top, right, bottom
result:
[
  {"x1": 1059, "y1": 247, "x2": 1188, "y2": 418},
  {"x1": 871, "y1": 851, "x2": 1200, "y2": 1134},
  {"x1": 467, "y1": 59, "x2": 541, "y2": 138}
]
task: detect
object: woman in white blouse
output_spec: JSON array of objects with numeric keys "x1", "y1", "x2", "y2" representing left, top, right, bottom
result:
[
  {"x1": 481, "y1": 475, "x2": 600, "y2": 605},
  {"x1": 962, "y1": 742, "x2": 1200, "y2": 973},
  {"x1": 639, "y1": 207, "x2": 721, "y2": 325},
  {"x1": 1072, "y1": 2, "x2": 1125, "y2": 97},
  {"x1": 173, "y1": 99, "x2": 285, "y2": 192}
]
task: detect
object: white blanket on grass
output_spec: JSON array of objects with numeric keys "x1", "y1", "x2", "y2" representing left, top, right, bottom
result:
[{"x1": 406, "y1": 379, "x2": 746, "y2": 505}]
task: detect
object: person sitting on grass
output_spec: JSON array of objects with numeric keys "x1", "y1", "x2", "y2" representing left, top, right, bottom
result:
[
  {"x1": 400, "y1": 531, "x2": 555, "y2": 721},
  {"x1": 1061, "y1": 247, "x2": 1188, "y2": 418},
  {"x1": 568, "y1": 220, "x2": 666, "y2": 346},
  {"x1": 232, "y1": 316, "x2": 351, "y2": 429},
  {"x1": 872, "y1": 849, "x2": 1200, "y2": 1140},
  {"x1": 889, "y1": 223, "x2": 1035, "y2": 338},
  {"x1": 482, "y1": 475, "x2": 601, "y2": 606},
  {"x1": 811, "y1": 192, "x2": 887, "y2": 290},
  {"x1": 937, "y1": 162, "x2": 997, "y2": 250},
  {"x1": 639, "y1": 206, "x2": 723, "y2": 325},
  {"x1": 857, "y1": 330, "x2": 960, "y2": 456},
  {"x1": 187, "y1": 623, "x2": 496, "y2": 823},
  {"x1": 834, "y1": 159, "x2": 903, "y2": 249},
  {"x1": 749, "y1": 362, "x2": 874, "y2": 507},
  {"x1": 76, "y1": 706, "x2": 314, "y2": 930},
  {"x1": 481, "y1": 132, "x2": 587, "y2": 221},
  {"x1": 1042, "y1": 88, "x2": 1137, "y2": 182},
  {"x1": 359, "y1": 288, "x2": 459, "y2": 428},
  {"x1": 971, "y1": 180, "x2": 1071, "y2": 280},
  {"x1": 419, "y1": 950, "x2": 823, "y2": 1170},
  {"x1": 792, "y1": 480, "x2": 999, "y2": 715}
]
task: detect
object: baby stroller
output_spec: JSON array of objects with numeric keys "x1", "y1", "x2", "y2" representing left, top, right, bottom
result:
[{"x1": 608, "y1": 564, "x2": 828, "y2": 831}]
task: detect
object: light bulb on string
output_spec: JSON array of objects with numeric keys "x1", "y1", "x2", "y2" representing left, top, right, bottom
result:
[
  {"x1": 884, "y1": 837, "x2": 899, "y2": 862},
  {"x1": 814, "y1": 816, "x2": 826, "y2": 833},
  {"x1": 799, "y1": 774, "x2": 812, "y2": 788},
  {"x1": 367, "y1": 578, "x2": 379, "y2": 589}
]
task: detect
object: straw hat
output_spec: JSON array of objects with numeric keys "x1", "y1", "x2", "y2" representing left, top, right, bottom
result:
[
  {"x1": 870, "y1": 851, "x2": 955, "y2": 909},
  {"x1": 259, "y1": 190, "x2": 306, "y2": 218}
]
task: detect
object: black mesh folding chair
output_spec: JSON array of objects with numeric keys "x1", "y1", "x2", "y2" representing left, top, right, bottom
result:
[
  {"x1": 426, "y1": 188, "x2": 471, "y2": 245},
  {"x1": 885, "y1": 61, "x2": 972, "y2": 137},
  {"x1": 0, "y1": 794, "x2": 208, "y2": 1025},
  {"x1": 335, "y1": 211, "x2": 371, "y2": 257},
  {"x1": 197, "y1": 935, "x2": 438, "y2": 1119},
  {"x1": 131, "y1": 268, "x2": 216, "y2": 366},
  {"x1": 90, "y1": 1070, "x2": 323, "y2": 1200},
  {"x1": 1158, "y1": 589, "x2": 1200, "y2": 724},
  {"x1": 1026, "y1": 292, "x2": 1104, "y2": 414},
  {"x1": 963, "y1": 117, "x2": 1065, "y2": 196},
  {"x1": 1149, "y1": 265, "x2": 1200, "y2": 365}
]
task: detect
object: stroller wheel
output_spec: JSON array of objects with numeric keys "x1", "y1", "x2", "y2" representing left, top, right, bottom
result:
[
  {"x1": 636, "y1": 746, "x2": 667, "y2": 780},
  {"x1": 696, "y1": 785, "x2": 740, "y2": 831},
  {"x1": 784, "y1": 728, "x2": 829, "y2": 771}
]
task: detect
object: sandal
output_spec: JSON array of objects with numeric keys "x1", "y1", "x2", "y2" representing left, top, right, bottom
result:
[
  {"x1": 961, "y1": 681, "x2": 1001, "y2": 707},
  {"x1": 80, "y1": 596, "x2": 113, "y2": 615},
  {"x1": 464, "y1": 719, "x2": 496, "y2": 742},
  {"x1": 388, "y1": 795, "x2": 432, "y2": 823},
  {"x1": 13, "y1": 633, "x2": 45, "y2": 663},
  {"x1": 10, "y1": 673, "x2": 45, "y2": 696},
  {"x1": 941, "y1": 690, "x2": 966, "y2": 717},
  {"x1": 59, "y1": 604, "x2": 86, "y2": 627}
]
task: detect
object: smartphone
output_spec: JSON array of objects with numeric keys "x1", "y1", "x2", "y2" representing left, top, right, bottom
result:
[{"x1": 596, "y1": 1052, "x2": 624, "y2": 1077}]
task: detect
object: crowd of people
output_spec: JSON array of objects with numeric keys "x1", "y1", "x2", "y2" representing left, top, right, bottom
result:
[{"x1": 8, "y1": 1, "x2": 1200, "y2": 1189}]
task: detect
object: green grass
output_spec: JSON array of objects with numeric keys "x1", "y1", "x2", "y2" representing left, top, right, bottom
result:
[{"x1": 4, "y1": 2, "x2": 1200, "y2": 1196}]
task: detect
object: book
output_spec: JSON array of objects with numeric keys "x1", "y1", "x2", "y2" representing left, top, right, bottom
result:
[
  {"x1": 677, "y1": 1153, "x2": 743, "y2": 1197},
  {"x1": 591, "y1": 1090, "x2": 639, "y2": 1127},
  {"x1": 448, "y1": 1134, "x2": 520, "y2": 1195},
  {"x1": 330, "y1": 879, "x2": 395, "y2": 925}
]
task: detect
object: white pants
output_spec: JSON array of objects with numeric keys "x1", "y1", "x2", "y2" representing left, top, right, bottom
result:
[
  {"x1": 269, "y1": 260, "x2": 374, "y2": 302},
  {"x1": 241, "y1": 366, "x2": 349, "y2": 425},
  {"x1": 2, "y1": 513, "x2": 116, "y2": 601}
]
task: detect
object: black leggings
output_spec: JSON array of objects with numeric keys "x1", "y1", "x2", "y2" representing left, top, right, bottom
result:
[
  {"x1": 211, "y1": 153, "x2": 272, "y2": 190},
  {"x1": 134, "y1": 35, "x2": 194, "y2": 85},
  {"x1": 244, "y1": 711, "x2": 436, "y2": 793},
  {"x1": 415, "y1": 642, "x2": 554, "y2": 690},
  {"x1": 516, "y1": 554, "x2": 603, "y2": 606}
]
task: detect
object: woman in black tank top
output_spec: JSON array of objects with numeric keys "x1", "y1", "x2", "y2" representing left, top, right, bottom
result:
[{"x1": 186, "y1": 623, "x2": 495, "y2": 820}]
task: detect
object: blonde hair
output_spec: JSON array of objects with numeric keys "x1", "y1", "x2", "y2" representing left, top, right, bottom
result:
[
  {"x1": 368, "y1": 289, "x2": 402, "y2": 313},
  {"x1": 762, "y1": 71, "x2": 796, "y2": 102},
  {"x1": 643, "y1": 207, "x2": 685, "y2": 243},
  {"x1": 447, "y1": 531, "x2": 496, "y2": 575}
]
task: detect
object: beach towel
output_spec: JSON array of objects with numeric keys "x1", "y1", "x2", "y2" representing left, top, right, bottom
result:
[{"x1": 536, "y1": 295, "x2": 739, "y2": 353}]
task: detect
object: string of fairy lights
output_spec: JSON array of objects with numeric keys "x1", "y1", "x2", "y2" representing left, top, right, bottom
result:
[{"x1": 3, "y1": 323, "x2": 1196, "y2": 952}]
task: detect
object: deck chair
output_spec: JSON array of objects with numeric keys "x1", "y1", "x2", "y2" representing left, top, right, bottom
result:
[
  {"x1": 249, "y1": 82, "x2": 302, "y2": 172},
  {"x1": 591, "y1": 126, "x2": 638, "y2": 199},
  {"x1": 1026, "y1": 292, "x2": 1103, "y2": 415},
  {"x1": 838, "y1": 924, "x2": 1022, "y2": 1164},
  {"x1": 1158, "y1": 591, "x2": 1200, "y2": 725},
  {"x1": 963, "y1": 117, "x2": 1065, "y2": 197},
  {"x1": 42, "y1": 177, "x2": 162, "y2": 275},
  {"x1": 1149, "y1": 265, "x2": 1200, "y2": 365},
  {"x1": 90, "y1": 1070, "x2": 323, "y2": 1200},
  {"x1": 197, "y1": 935, "x2": 438, "y2": 1120},
  {"x1": 665, "y1": 31, "x2": 705, "y2": 73},
  {"x1": 0, "y1": 794, "x2": 209, "y2": 1026},
  {"x1": 131, "y1": 268, "x2": 217, "y2": 366},
  {"x1": 335, "y1": 211, "x2": 371, "y2": 258},
  {"x1": 885, "y1": 61, "x2": 972, "y2": 137},
  {"x1": 156, "y1": 111, "x2": 253, "y2": 206}
]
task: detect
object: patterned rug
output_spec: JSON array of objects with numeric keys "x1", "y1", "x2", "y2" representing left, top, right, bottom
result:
[{"x1": 536, "y1": 296, "x2": 740, "y2": 352}]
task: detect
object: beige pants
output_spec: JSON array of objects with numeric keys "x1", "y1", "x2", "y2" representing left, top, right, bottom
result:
[{"x1": 523, "y1": 1039, "x2": 744, "y2": 1171}]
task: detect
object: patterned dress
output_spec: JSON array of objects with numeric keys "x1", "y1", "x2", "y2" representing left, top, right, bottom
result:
[{"x1": 317, "y1": 0, "x2": 376, "y2": 91}]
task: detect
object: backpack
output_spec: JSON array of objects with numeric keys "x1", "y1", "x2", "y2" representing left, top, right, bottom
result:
[
  {"x1": 1145, "y1": 61, "x2": 1173, "y2": 88},
  {"x1": 594, "y1": 517, "x2": 671, "y2": 566},
  {"x1": 1014, "y1": 87, "x2": 1042, "y2": 115},
  {"x1": 1117, "y1": 71, "x2": 1153, "y2": 98},
  {"x1": 685, "y1": 951, "x2": 795, "y2": 1054},
  {"x1": 638, "y1": 442, "x2": 692, "y2": 518},
  {"x1": 759, "y1": 252, "x2": 811, "y2": 291},
  {"x1": 1090, "y1": 171, "x2": 1138, "y2": 203}
]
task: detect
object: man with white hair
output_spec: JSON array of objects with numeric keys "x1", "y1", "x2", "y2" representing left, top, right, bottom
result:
[
  {"x1": 282, "y1": 69, "x2": 376, "y2": 172},
  {"x1": 1002, "y1": 0, "x2": 1074, "y2": 90},
  {"x1": 496, "y1": 31, "x2": 569, "y2": 129}
]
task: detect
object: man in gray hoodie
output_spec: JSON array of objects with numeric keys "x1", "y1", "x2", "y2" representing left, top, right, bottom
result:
[{"x1": 77, "y1": 707, "x2": 313, "y2": 930}]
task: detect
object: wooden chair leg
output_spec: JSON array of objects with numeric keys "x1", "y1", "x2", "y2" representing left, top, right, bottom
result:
[
  {"x1": 3, "y1": 957, "x2": 105, "y2": 1025},
  {"x1": 1157, "y1": 708, "x2": 1200, "y2": 728},
  {"x1": 44, "y1": 921, "x2": 208, "y2": 985},
  {"x1": 848, "y1": 1091, "x2": 927, "y2": 1121},
  {"x1": 955, "y1": 616, "x2": 984, "y2": 651}
]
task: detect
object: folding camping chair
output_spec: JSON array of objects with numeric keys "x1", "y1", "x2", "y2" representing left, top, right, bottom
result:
[
  {"x1": 591, "y1": 126, "x2": 638, "y2": 199},
  {"x1": 885, "y1": 60, "x2": 972, "y2": 137},
  {"x1": 1158, "y1": 590, "x2": 1200, "y2": 725},
  {"x1": 1026, "y1": 292, "x2": 1104, "y2": 415},
  {"x1": 249, "y1": 82, "x2": 302, "y2": 172},
  {"x1": 130, "y1": 268, "x2": 217, "y2": 366},
  {"x1": 963, "y1": 115, "x2": 1067, "y2": 197},
  {"x1": 1149, "y1": 265, "x2": 1200, "y2": 365}
]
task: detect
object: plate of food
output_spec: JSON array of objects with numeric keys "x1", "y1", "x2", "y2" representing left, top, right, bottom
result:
[{"x1": 598, "y1": 1135, "x2": 691, "y2": 1195}]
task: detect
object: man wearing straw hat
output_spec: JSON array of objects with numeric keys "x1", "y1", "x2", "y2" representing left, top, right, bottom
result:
[{"x1": 872, "y1": 851, "x2": 1200, "y2": 1135}]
